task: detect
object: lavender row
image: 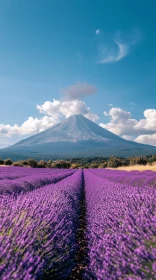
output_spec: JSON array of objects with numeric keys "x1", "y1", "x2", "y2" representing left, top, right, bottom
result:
[
  {"x1": 90, "y1": 168, "x2": 156, "y2": 188},
  {"x1": 0, "y1": 166, "x2": 71, "y2": 180},
  {"x1": 84, "y1": 169, "x2": 156, "y2": 279},
  {"x1": 0, "y1": 169, "x2": 75, "y2": 195},
  {"x1": 0, "y1": 169, "x2": 83, "y2": 280}
]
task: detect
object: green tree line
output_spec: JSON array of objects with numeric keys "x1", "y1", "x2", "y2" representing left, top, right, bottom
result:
[{"x1": 0, "y1": 155, "x2": 155, "y2": 168}]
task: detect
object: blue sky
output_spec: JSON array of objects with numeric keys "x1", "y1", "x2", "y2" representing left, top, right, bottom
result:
[{"x1": 0, "y1": 0, "x2": 156, "y2": 147}]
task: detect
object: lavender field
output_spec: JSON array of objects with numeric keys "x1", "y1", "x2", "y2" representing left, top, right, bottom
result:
[{"x1": 0, "y1": 167, "x2": 156, "y2": 280}]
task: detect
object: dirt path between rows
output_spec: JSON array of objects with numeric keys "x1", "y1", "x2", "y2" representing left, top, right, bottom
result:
[{"x1": 68, "y1": 170, "x2": 88, "y2": 279}]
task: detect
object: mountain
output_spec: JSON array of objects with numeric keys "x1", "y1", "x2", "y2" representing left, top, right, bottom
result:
[
  {"x1": 0, "y1": 115, "x2": 156, "y2": 160},
  {"x1": 12, "y1": 114, "x2": 126, "y2": 145}
]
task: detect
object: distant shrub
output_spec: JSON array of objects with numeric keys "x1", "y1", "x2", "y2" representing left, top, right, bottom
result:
[
  {"x1": 89, "y1": 163, "x2": 99, "y2": 168},
  {"x1": 4, "y1": 158, "x2": 13, "y2": 166},
  {"x1": 147, "y1": 155, "x2": 156, "y2": 164},
  {"x1": 0, "y1": 159, "x2": 4, "y2": 165},
  {"x1": 107, "y1": 157, "x2": 123, "y2": 168},
  {"x1": 70, "y1": 163, "x2": 79, "y2": 169},
  {"x1": 129, "y1": 156, "x2": 147, "y2": 166},
  {"x1": 37, "y1": 160, "x2": 47, "y2": 168},
  {"x1": 47, "y1": 160, "x2": 53, "y2": 168},
  {"x1": 51, "y1": 161, "x2": 71, "y2": 169},
  {"x1": 120, "y1": 158, "x2": 130, "y2": 166},
  {"x1": 12, "y1": 161, "x2": 24, "y2": 167},
  {"x1": 27, "y1": 158, "x2": 38, "y2": 168},
  {"x1": 98, "y1": 161, "x2": 107, "y2": 168},
  {"x1": 20, "y1": 160, "x2": 29, "y2": 166}
]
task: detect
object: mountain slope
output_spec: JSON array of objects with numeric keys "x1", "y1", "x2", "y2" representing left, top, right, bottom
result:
[{"x1": 1, "y1": 115, "x2": 156, "y2": 160}]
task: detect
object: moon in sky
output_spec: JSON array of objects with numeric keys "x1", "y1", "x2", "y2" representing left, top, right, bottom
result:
[{"x1": 96, "y1": 29, "x2": 100, "y2": 35}]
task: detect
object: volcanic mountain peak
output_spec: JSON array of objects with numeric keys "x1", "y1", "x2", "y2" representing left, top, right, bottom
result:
[{"x1": 12, "y1": 114, "x2": 125, "y2": 147}]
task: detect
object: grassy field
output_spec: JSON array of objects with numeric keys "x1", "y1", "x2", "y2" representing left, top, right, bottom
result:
[{"x1": 113, "y1": 162, "x2": 156, "y2": 172}]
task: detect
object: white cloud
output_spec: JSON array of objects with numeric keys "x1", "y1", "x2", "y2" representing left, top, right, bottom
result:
[
  {"x1": 0, "y1": 99, "x2": 99, "y2": 141},
  {"x1": 99, "y1": 107, "x2": 156, "y2": 145},
  {"x1": 122, "y1": 135, "x2": 134, "y2": 141},
  {"x1": 103, "y1": 107, "x2": 132, "y2": 121},
  {"x1": 0, "y1": 116, "x2": 56, "y2": 136},
  {"x1": 37, "y1": 99, "x2": 99, "y2": 121},
  {"x1": 135, "y1": 109, "x2": 156, "y2": 133},
  {"x1": 36, "y1": 100, "x2": 62, "y2": 121},
  {"x1": 115, "y1": 41, "x2": 129, "y2": 61},
  {"x1": 98, "y1": 29, "x2": 140, "y2": 64},
  {"x1": 62, "y1": 82, "x2": 97, "y2": 100},
  {"x1": 99, "y1": 41, "x2": 129, "y2": 64},
  {"x1": 135, "y1": 134, "x2": 156, "y2": 146},
  {"x1": 96, "y1": 29, "x2": 100, "y2": 35}
]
